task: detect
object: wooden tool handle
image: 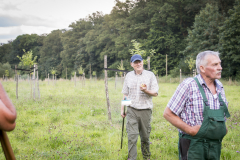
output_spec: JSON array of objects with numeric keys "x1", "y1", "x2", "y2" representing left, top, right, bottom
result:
[{"x1": 0, "y1": 130, "x2": 16, "y2": 160}]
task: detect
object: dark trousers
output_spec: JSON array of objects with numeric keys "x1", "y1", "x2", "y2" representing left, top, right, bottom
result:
[{"x1": 179, "y1": 137, "x2": 191, "y2": 160}]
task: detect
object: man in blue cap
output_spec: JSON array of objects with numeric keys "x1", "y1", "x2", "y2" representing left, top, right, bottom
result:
[{"x1": 121, "y1": 54, "x2": 159, "y2": 160}]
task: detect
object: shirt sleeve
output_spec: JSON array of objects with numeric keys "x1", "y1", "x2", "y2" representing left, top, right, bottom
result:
[
  {"x1": 150, "y1": 73, "x2": 159, "y2": 93},
  {"x1": 167, "y1": 81, "x2": 189, "y2": 116},
  {"x1": 122, "y1": 74, "x2": 129, "y2": 95}
]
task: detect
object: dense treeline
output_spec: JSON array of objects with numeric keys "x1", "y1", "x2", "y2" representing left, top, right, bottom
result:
[{"x1": 0, "y1": 0, "x2": 239, "y2": 80}]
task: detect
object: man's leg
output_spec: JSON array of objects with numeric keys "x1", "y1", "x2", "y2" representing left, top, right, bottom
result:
[
  {"x1": 126, "y1": 107, "x2": 139, "y2": 160},
  {"x1": 179, "y1": 138, "x2": 191, "y2": 160},
  {"x1": 139, "y1": 109, "x2": 152, "y2": 160}
]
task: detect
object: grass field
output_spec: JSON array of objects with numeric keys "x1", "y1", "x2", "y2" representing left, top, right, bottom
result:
[{"x1": 0, "y1": 78, "x2": 239, "y2": 160}]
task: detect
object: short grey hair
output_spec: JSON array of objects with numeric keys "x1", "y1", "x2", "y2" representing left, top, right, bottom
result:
[{"x1": 196, "y1": 51, "x2": 220, "y2": 73}]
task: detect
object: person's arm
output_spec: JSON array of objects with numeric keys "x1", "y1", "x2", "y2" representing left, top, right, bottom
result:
[
  {"x1": 140, "y1": 85, "x2": 158, "y2": 97},
  {"x1": 163, "y1": 107, "x2": 200, "y2": 136},
  {"x1": 121, "y1": 95, "x2": 128, "y2": 118},
  {"x1": 0, "y1": 82, "x2": 17, "y2": 131},
  {"x1": 140, "y1": 74, "x2": 159, "y2": 97}
]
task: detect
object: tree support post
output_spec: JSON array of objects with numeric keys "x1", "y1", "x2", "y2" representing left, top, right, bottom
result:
[
  {"x1": 66, "y1": 67, "x2": 67, "y2": 80},
  {"x1": 104, "y1": 55, "x2": 112, "y2": 121},
  {"x1": 36, "y1": 65, "x2": 40, "y2": 99},
  {"x1": 115, "y1": 72, "x2": 117, "y2": 90},
  {"x1": 147, "y1": 56, "x2": 150, "y2": 70},
  {"x1": 15, "y1": 65, "x2": 18, "y2": 99},
  {"x1": 74, "y1": 72, "x2": 76, "y2": 87},
  {"x1": 33, "y1": 64, "x2": 36, "y2": 100}
]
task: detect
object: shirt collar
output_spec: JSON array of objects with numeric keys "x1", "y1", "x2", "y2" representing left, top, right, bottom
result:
[
  {"x1": 196, "y1": 74, "x2": 222, "y2": 92},
  {"x1": 134, "y1": 69, "x2": 144, "y2": 75}
]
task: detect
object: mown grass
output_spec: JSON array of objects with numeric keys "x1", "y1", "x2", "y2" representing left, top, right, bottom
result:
[{"x1": 0, "y1": 78, "x2": 239, "y2": 160}]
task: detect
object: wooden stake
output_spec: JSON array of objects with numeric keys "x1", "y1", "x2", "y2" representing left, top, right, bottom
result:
[
  {"x1": 36, "y1": 65, "x2": 40, "y2": 98},
  {"x1": 147, "y1": 56, "x2": 150, "y2": 70},
  {"x1": 104, "y1": 55, "x2": 112, "y2": 121},
  {"x1": 15, "y1": 65, "x2": 18, "y2": 99},
  {"x1": 115, "y1": 72, "x2": 117, "y2": 90},
  {"x1": 90, "y1": 64, "x2": 92, "y2": 80},
  {"x1": 33, "y1": 64, "x2": 36, "y2": 100},
  {"x1": 74, "y1": 72, "x2": 76, "y2": 87},
  {"x1": 66, "y1": 67, "x2": 67, "y2": 80},
  {"x1": 83, "y1": 73, "x2": 85, "y2": 86}
]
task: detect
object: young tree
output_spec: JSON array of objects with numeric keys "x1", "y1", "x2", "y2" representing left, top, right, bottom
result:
[
  {"x1": 17, "y1": 49, "x2": 37, "y2": 98},
  {"x1": 130, "y1": 39, "x2": 155, "y2": 67}
]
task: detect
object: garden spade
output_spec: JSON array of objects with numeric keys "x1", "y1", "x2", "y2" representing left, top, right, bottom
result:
[
  {"x1": 0, "y1": 130, "x2": 16, "y2": 160},
  {"x1": 121, "y1": 98, "x2": 131, "y2": 149}
]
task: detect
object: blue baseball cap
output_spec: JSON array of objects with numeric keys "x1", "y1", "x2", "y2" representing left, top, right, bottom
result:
[{"x1": 131, "y1": 54, "x2": 143, "y2": 62}]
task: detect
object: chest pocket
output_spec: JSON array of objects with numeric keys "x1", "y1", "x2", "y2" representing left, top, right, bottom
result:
[{"x1": 203, "y1": 111, "x2": 226, "y2": 140}]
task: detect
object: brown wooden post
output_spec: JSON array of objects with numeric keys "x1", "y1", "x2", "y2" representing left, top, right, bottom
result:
[
  {"x1": 74, "y1": 72, "x2": 76, "y2": 87},
  {"x1": 33, "y1": 64, "x2": 36, "y2": 100},
  {"x1": 104, "y1": 55, "x2": 111, "y2": 121},
  {"x1": 36, "y1": 65, "x2": 40, "y2": 99},
  {"x1": 121, "y1": 60, "x2": 123, "y2": 85},
  {"x1": 90, "y1": 64, "x2": 92, "y2": 80},
  {"x1": 66, "y1": 67, "x2": 67, "y2": 80},
  {"x1": 52, "y1": 74, "x2": 54, "y2": 84},
  {"x1": 48, "y1": 73, "x2": 49, "y2": 85},
  {"x1": 147, "y1": 56, "x2": 150, "y2": 70},
  {"x1": 15, "y1": 65, "x2": 18, "y2": 99},
  {"x1": 115, "y1": 72, "x2": 117, "y2": 90},
  {"x1": 83, "y1": 72, "x2": 85, "y2": 86}
]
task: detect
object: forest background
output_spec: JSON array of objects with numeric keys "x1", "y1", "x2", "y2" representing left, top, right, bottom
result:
[{"x1": 0, "y1": 0, "x2": 240, "y2": 80}]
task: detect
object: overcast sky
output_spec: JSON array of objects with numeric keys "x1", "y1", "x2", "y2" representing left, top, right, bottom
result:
[{"x1": 0, "y1": 0, "x2": 119, "y2": 43}]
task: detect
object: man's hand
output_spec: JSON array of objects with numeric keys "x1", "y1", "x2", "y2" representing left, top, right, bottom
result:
[
  {"x1": 163, "y1": 107, "x2": 201, "y2": 136},
  {"x1": 121, "y1": 105, "x2": 126, "y2": 118},
  {"x1": 188, "y1": 125, "x2": 201, "y2": 136},
  {"x1": 140, "y1": 84, "x2": 158, "y2": 97},
  {"x1": 140, "y1": 83, "x2": 147, "y2": 91},
  {"x1": 0, "y1": 82, "x2": 17, "y2": 131}
]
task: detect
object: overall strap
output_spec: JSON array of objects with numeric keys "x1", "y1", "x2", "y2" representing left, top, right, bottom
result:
[
  {"x1": 218, "y1": 93, "x2": 231, "y2": 118},
  {"x1": 193, "y1": 77, "x2": 209, "y2": 107}
]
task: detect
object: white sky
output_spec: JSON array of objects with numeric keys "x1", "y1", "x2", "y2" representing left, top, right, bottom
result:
[{"x1": 0, "y1": 0, "x2": 119, "y2": 43}]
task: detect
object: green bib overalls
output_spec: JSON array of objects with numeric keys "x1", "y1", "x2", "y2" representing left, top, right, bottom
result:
[{"x1": 179, "y1": 77, "x2": 230, "y2": 160}]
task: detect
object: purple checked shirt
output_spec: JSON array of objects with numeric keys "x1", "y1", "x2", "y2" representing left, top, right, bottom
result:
[{"x1": 167, "y1": 74, "x2": 228, "y2": 133}]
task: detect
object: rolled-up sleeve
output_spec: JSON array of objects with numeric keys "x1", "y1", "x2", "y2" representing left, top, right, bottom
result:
[
  {"x1": 150, "y1": 73, "x2": 159, "y2": 94},
  {"x1": 167, "y1": 82, "x2": 189, "y2": 116},
  {"x1": 122, "y1": 75, "x2": 129, "y2": 96}
]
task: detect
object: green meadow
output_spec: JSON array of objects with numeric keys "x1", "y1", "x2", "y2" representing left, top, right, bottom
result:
[{"x1": 0, "y1": 79, "x2": 239, "y2": 160}]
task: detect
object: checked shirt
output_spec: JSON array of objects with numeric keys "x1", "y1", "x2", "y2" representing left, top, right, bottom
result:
[
  {"x1": 167, "y1": 74, "x2": 228, "y2": 133},
  {"x1": 122, "y1": 70, "x2": 159, "y2": 109}
]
